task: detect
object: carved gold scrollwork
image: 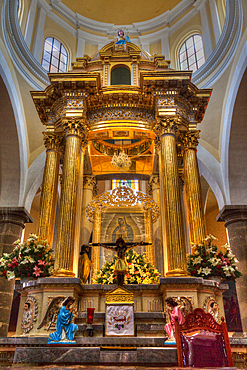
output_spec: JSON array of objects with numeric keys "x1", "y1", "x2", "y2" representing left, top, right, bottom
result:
[
  {"x1": 86, "y1": 185, "x2": 159, "y2": 223},
  {"x1": 62, "y1": 118, "x2": 87, "y2": 139},
  {"x1": 180, "y1": 130, "x2": 200, "y2": 150},
  {"x1": 155, "y1": 117, "x2": 178, "y2": 137},
  {"x1": 43, "y1": 132, "x2": 64, "y2": 152}
]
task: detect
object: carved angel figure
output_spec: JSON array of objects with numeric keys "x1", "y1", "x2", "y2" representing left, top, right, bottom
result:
[{"x1": 37, "y1": 296, "x2": 66, "y2": 331}]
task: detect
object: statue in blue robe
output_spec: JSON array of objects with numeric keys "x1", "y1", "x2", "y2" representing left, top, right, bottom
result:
[
  {"x1": 48, "y1": 296, "x2": 78, "y2": 343},
  {"x1": 115, "y1": 29, "x2": 131, "y2": 45}
]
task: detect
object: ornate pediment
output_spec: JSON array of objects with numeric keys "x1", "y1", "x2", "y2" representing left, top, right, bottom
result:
[{"x1": 105, "y1": 286, "x2": 134, "y2": 304}]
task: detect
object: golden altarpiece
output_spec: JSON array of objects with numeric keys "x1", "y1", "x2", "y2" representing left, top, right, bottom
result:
[{"x1": 15, "y1": 41, "x2": 227, "y2": 337}]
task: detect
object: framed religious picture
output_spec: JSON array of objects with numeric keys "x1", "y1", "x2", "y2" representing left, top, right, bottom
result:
[{"x1": 105, "y1": 286, "x2": 134, "y2": 337}]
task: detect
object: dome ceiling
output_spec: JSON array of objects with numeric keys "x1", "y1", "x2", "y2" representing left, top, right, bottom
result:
[{"x1": 61, "y1": 0, "x2": 183, "y2": 25}]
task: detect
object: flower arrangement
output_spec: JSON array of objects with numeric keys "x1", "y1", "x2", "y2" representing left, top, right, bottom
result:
[
  {"x1": 0, "y1": 234, "x2": 54, "y2": 281},
  {"x1": 93, "y1": 248, "x2": 160, "y2": 284},
  {"x1": 187, "y1": 235, "x2": 241, "y2": 280}
]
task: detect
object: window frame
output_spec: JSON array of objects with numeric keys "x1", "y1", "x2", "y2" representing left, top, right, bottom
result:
[
  {"x1": 179, "y1": 34, "x2": 205, "y2": 73},
  {"x1": 41, "y1": 37, "x2": 68, "y2": 73}
]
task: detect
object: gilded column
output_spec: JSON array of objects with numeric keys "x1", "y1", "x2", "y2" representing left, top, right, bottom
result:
[
  {"x1": 156, "y1": 118, "x2": 188, "y2": 276},
  {"x1": 182, "y1": 131, "x2": 206, "y2": 244},
  {"x1": 91, "y1": 208, "x2": 101, "y2": 281},
  {"x1": 37, "y1": 133, "x2": 63, "y2": 246},
  {"x1": 145, "y1": 209, "x2": 154, "y2": 265},
  {"x1": 81, "y1": 175, "x2": 97, "y2": 245},
  {"x1": 148, "y1": 175, "x2": 164, "y2": 275},
  {"x1": 73, "y1": 143, "x2": 87, "y2": 276},
  {"x1": 53, "y1": 118, "x2": 86, "y2": 277}
]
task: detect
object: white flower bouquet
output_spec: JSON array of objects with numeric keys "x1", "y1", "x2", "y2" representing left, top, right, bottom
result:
[
  {"x1": 187, "y1": 235, "x2": 241, "y2": 281},
  {"x1": 0, "y1": 234, "x2": 54, "y2": 280},
  {"x1": 93, "y1": 248, "x2": 160, "y2": 284}
]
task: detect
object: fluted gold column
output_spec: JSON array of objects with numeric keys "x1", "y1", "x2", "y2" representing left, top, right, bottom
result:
[
  {"x1": 148, "y1": 174, "x2": 164, "y2": 275},
  {"x1": 156, "y1": 118, "x2": 188, "y2": 276},
  {"x1": 91, "y1": 208, "x2": 101, "y2": 281},
  {"x1": 182, "y1": 131, "x2": 206, "y2": 244},
  {"x1": 145, "y1": 209, "x2": 154, "y2": 265},
  {"x1": 37, "y1": 133, "x2": 63, "y2": 246},
  {"x1": 53, "y1": 118, "x2": 86, "y2": 277}
]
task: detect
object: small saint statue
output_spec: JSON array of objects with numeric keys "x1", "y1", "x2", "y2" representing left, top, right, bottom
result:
[
  {"x1": 94, "y1": 237, "x2": 146, "y2": 286},
  {"x1": 79, "y1": 245, "x2": 91, "y2": 284},
  {"x1": 164, "y1": 297, "x2": 185, "y2": 343},
  {"x1": 114, "y1": 29, "x2": 131, "y2": 51},
  {"x1": 48, "y1": 296, "x2": 78, "y2": 344}
]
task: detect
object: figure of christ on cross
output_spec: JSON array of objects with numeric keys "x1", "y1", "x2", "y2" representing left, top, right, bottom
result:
[{"x1": 92, "y1": 237, "x2": 151, "y2": 286}]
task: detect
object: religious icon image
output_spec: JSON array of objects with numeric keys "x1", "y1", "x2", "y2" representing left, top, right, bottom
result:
[
  {"x1": 164, "y1": 297, "x2": 185, "y2": 343},
  {"x1": 203, "y1": 296, "x2": 220, "y2": 323},
  {"x1": 112, "y1": 217, "x2": 134, "y2": 242},
  {"x1": 208, "y1": 301, "x2": 219, "y2": 322},
  {"x1": 46, "y1": 296, "x2": 78, "y2": 344},
  {"x1": 21, "y1": 296, "x2": 38, "y2": 334}
]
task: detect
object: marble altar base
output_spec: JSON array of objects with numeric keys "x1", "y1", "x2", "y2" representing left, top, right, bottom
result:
[{"x1": 15, "y1": 276, "x2": 228, "y2": 337}]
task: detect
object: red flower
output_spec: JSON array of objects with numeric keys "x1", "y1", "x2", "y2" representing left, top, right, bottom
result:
[
  {"x1": 203, "y1": 253, "x2": 206, "y2": 257},
  {"x1": 126, "y1": 274, "x2": 131, "y2": 279},
  {"x1": 38, "y1": 254, "x2": 42, "y2": 258},
  {"x1": 134, "y1": 271, "x2": 139, "y2": 274},
  {"x1": 191, "y1": 271, "x2": 196, "y2": 275},
  {"x1": 217, "y1": 265, "x2": 221, "y2": 269},
  {"x1": 128, "y1": 262, "x2": 132, "y2": 266},
  {"x1": 3, "y1": 271, "x2": 7, "y2": 276},
  {"x1": 27, "y1": 273, "x2": 30, "y2": 277}
]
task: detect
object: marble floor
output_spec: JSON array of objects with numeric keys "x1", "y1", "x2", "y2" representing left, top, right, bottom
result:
[{"x1": 6, "y1": 366, "x2": 239, "y2": 370}]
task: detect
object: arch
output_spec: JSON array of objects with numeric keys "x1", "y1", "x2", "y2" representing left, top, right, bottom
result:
[
  {"x1": 111, "y1": 65, "x2": 131, "y2": 85},
  {"x1": 24, "y1": 151, "x2": 46, "y2": 213},
  {"x1": 220, "y1": 41, "x2": 247, "y2": 204},
  {"x1": 228, "y1": 67, "x2": 247, "y2": 204},
  {"x1": 197, "y1": 145, "x2": 225, "y2": 210},
  {"x1": 0, "y1": 48, "x2": 27, "y2": 206}
]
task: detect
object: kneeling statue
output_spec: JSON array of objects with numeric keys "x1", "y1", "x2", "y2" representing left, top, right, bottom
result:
[{"x1": 48, "y1": 296, "x2": 78, "y2": 344}]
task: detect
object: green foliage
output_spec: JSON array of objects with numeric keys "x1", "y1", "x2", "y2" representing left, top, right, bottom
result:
[
  {"x1": 0, "y1": 234, "x2": 54, "y2": 280},
  {"x1": 187, "y1": 235, "x2": 242, "y2": 280},
  {"x1": 93, "y1": 248, "x2": 160, "y2": 284}
]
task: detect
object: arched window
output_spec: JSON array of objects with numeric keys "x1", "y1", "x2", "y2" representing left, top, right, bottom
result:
[
  {"x1": 111, "y1": 66, "x2": 131, "y2": 85},
  {"x1": 179, "y1": 35, "x2": 205, "y2": 73},
  {"x1": 41, "y1": 37, "x2": 68, "y2": 73}
]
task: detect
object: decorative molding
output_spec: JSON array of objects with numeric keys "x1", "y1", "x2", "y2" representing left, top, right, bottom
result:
[
  {"x1": 3, "y1": 0, "x2": 49, "y2": 89},
  {"x1": 192, "y1": 0, "x2": 242, "y2": 87}
]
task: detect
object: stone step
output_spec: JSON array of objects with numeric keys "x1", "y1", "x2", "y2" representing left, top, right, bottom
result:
[{"x1": 13, "y1": 346, "x2": 178, "y2": 366}]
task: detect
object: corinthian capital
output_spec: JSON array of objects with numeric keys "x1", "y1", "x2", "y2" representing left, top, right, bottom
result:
[
  {"x1": 62, "y1": 117, "x2": 87, "y2": 139},
  {"x1": 180, "y1": 130, "x2": 200, "y2": 150},
  {"x1": 155, "y1": 117, "x2": 178, "y2": 138},
  {"x1": 43, "y1": 132, "x2": 64, "y2": 152}
]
